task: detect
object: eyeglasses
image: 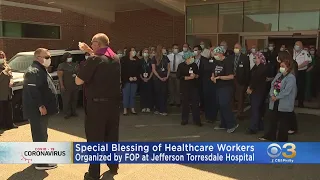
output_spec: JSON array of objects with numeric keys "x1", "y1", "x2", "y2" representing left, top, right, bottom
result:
[{"x1": 38, "y1": 56, "x2": 51, "y2": 59}]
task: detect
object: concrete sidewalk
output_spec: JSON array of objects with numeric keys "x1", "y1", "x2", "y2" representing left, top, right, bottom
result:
[{"x1": 1, "y1": 108, "x2": 320, "y2": 180}]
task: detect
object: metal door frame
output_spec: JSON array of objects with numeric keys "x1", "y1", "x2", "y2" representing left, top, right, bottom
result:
[{"x1": 241, "y1": 36, "x2": 269, "y2": 48}]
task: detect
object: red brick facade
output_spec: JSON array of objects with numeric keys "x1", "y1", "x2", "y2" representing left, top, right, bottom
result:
[{"x1": 0, "y1": 0, "x2": 185, "y2": 58}]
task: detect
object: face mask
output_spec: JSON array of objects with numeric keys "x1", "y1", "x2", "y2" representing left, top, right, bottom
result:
[
  {"x1": 310, "y1": 51, "x2": 315, "y2": 55},
  {"x1": 131, "y1": 51, "x2": 136, "y2": 56},
  {"x1": 234, "y1": 48, "x2": 240, "y2": 54},
  {"x1": 183, "y1": 47, "x2": 188, "y2": 52},
  {"x1": 43, "y1": 58, "x2": 51, "y2": 67},
  {"x1": 280, "y1": 48, "x2": 285, "y2": 51},
  {"x1": 268, "y1": 46, "x2": 274, "y2": 51},
  {"x1": 67, "y1": 58, "x2": 72, "y2": 63},
  {"x1": 214, "y1": 55, "x2": 221, "y2": 61},
  {"x1": 193, "y1": 50, "x2": 198, "y2": 55},
  {"x1": 117, "y1": 54, "x2": 123, "y2": 58},
  {"x1": 173, "y1": 49, "x2": 179, "y2": 54},
  {"x1": 279, "y1": 67, "x2": 286, "y2": 74},
  {"x1": 143, "y1": 53, "x2": 149, "y2": 57},
  {"x1": 85, "y1": 56, "x2": 89, "y2": 60},
  {"x1": 200, "y1": 44, "x2": 205, "y2": 49},
  {"x1": 294, "y1": 45, "x2": 300, "y2": 51},
  {"x1": 0, "y1": 59, "x2": 4, "y2": 64},
  {"x1": 251, "y1": 49, "x2": 256, "y2": 53}
]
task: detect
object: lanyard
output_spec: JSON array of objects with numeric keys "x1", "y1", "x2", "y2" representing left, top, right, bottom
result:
[{"x1": 143, "y1": 60, "x2": 149, "y2": 72}]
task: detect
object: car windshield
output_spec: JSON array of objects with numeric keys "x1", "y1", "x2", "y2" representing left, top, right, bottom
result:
[{"x1": 8, "y1": 55, "x2": 34, "y2": 73}]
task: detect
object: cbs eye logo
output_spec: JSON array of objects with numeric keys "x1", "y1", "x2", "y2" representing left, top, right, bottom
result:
[{"x1": 267, "y1": 143, "x2": 296, "y2": 159}]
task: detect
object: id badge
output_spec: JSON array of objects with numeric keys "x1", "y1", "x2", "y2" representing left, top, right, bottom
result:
[
  {"x1": 189, "y1": 70, "x2": 193, "y2": 74},
  {"x1": 72, "y1": 74, "x2": 76, "y2": 77},
  {"x1": 239, "y1": 64, "x2": 243, "y2": 68},
  {"x1": 161, "y1": 68, "x2": 165, "y2": 72},
  {"x1": 143, "y1": 73, "x2": 148, "y2": 78},
  {"x1": 209, "y1": 59, "x2": 214, "y2": 63}
]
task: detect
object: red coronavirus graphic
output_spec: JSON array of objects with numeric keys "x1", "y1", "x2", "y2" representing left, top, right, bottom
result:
[{"x1": 21, "y1": 153, "x2": 32, "y2": 163}]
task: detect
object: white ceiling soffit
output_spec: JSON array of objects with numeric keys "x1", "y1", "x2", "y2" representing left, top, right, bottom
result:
[{"x1": 137, "y1": 0, "x2": 185, "y2": 16}]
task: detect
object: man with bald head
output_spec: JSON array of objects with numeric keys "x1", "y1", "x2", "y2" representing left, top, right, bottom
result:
[
  {"x1": 76, "y1": 33, "x2": 120, "y2": 179},
  {"x1": 294, "y1": 41, "x2": 312, "y2": 107},
  {"x1": 23, "y1": 48, "x2": 59, "y2": 170},
  {"x1": 229, "y1": 43, "x2": 250, "y2": 119}
]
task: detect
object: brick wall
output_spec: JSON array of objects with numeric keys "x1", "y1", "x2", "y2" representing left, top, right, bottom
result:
[{"x1": 0, "y1": 0, "x2": 185, "y2": 58}]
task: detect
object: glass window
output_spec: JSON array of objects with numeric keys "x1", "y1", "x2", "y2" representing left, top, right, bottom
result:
[
  {"x1": 218, "y1": 34, "x2": 239, "y2": 50},
  {"x1": 186, "y1": 4, "x2": 218, "y2": 34},
  {"x1": 1, "y1": 21, "x2": 60, "y2": 39},
  {"x1": 244, "y1": 0, "x2": 279, "y2": 32},
  {"x1": 186, "y1": 35, "x2": 218, "y2": 48},
  {"x1": 279, "y1": 0, "x2": 320, "y2": 31},
  {"x1": 218, "y1": 2, "x2": 243, "y2": 32}
]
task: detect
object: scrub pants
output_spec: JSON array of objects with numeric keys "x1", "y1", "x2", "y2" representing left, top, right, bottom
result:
[
  {"x1": 181, "y1": 88, "x2": 201, "y2": 124},
  {"x1": 216, "y1": 86, "x2": 237, "y2": 129},
  {"x1": 29, "y1": 115, "x2": 49, "y2": 142},
  {"x1": 249, "y1": 92, "x2": 265, "y2": 132},
  {"x1": 140, "y1": 80, "x2": 153, "y2": 109},
  {"x1": 122, "y1": 83, "x2": 138, "y2": 108},
  {"x1": 61, "y1": 89, "x2": 79, "y2": 116},
  {"x1": 0, "y1": 100, "x2": 14, "y2": 129},
  {"x1": 297, "y1": 70, "x2": 306, "y2": 106},
  {"x1": 202, "y1": 78, "x2": 218, "y2": 121},
  {"x1": 154, "y1": 79, "x2": 168, "y2": 113}
]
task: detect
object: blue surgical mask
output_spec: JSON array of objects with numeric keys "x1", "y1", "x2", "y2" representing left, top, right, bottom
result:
[{"x1": 294, "y1": 45, "x2": 300, "y2": 51}]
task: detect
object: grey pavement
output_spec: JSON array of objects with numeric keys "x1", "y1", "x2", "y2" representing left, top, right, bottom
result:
[{"x1": 1, "y1": 106, "x2": 320, "y2": 180}]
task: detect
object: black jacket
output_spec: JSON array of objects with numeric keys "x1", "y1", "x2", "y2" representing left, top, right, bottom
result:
[
  {"x1": 228, "y1": 54, "x2": 250, "y2": 85},
  {"x1": 23, "y1": 61, "x2": 59, "y2": 119},
  {"x1": 249, "y1": 64, "x2": 268, "y2": 94},
  {"x1": 0, "y1": 66, "x2": 12, "y2": 101}
]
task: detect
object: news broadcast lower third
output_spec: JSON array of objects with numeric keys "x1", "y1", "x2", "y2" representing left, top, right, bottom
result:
[{"x1": 1, "y1": 142, "x2": 319, "y2": 164}]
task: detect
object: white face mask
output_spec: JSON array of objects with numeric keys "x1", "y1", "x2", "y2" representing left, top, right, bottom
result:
[
  {"x1": 131, "y1": 51, "x2": 136, "y2": 57},
  {"x1": 143, "y1": 53, "x2": 149, "y2": 57},
  {"x1": 251, "y1": 49, "x2": 256, "y2": 53},
  {"x1": 200, "y1": 44, "x2": 205, "y2": 49},
  {"x1": 193, "y1": 50, "x2": 198, "y2": 55},
  {"x1": 268, "y1": 46, "x2": 274, "y2": 51},
  {"x1": 173, "y1": 49, "x2": 179, "y2": 54},
  {"x1": 183, "y1": 47, "x2": 188, "y2": 52},
  {"x1": 85, "y1": 56, "x2": 89, "y2": 60},
  {"x1": 0, "y1": 58, "x2": 4, "y2": 64},
  {"x1": 43, "y1": 58, "x2": 51, "y2": 67},
  {"x1": 67, "y1": 58, "x2": 72, "y2": 63}
]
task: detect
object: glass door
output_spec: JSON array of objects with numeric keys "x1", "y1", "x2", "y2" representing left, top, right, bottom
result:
[{"x1": 241, "y1": 36, "x2": 268, "y2": 51}]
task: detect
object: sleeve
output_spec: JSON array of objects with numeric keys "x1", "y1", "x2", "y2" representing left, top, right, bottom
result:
[
  {"x1": 305, "y1": 52, "x2": 312, "y2": 63},
  {"x1": 77, "y1": 56, "x2": 99, "y2": 83},
  {"x1": 225, "y1": 58, "x2": 234, "y2": 76},
  {"x1": 276, "y1": 76, "x2": 296, "y2": 99},
  {"x1": 269, "y1": 74, "x2": 279, "y2": 97},
  {"x1": 135, "y1": 60, "x2": 141, "y2": 77},
  {"x1": 193, "y1": 63, "x2": 199, "y2": 75},
  {"x1": 120, "y1": 60, "x2": 129, "y2": 82},
  {"x1": 244, "y1": 56, "x2": 251, "y2": 84},
  {"x1": 24, "y1": 71, "x2": 43, "y2": 108},
  {"x1": 250, "y1": 66, "x2": 266, "y2": 90},
  {"x1": 57, "y1": 63, "x2": 64, "y2": 71},
  {"x1": 176, "y1": 64, "x2": 184, "y2": 80}
]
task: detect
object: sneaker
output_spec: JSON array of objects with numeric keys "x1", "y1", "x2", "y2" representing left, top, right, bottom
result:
[
  {"x1": 288, "y1": 130, "x2": 296, "y2": 135},
  {"x1": 214, "y1": 126, "x2": 226, "y2": 130},
  {"x1": 258, "y1": 137, "x2": 267, "y2": 141},
  {"x1": 227, "y1": 124, "x2": 239, "y2": 133},
  {"x1": 35, "y1": 164, "x2": 57, "y2": 170},
  {"x1": 160, "y1": 113, "x2": 168, "y2": 116},
  {"x1": 141, "y1": 108, "x2": 146, "y2": 113},
  {"x1": 154, "y1": 111, "x2": 160, "y2": 115},
  {"x1": 146, "y1": 108, "x2": 151, "y2": 113}
]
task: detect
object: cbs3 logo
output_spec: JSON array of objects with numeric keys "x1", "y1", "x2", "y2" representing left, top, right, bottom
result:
[{"x1": 267, "y1": 143, "x2": 296, "y2": 158}]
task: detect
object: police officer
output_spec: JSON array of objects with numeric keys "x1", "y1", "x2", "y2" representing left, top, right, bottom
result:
[
  {"x1": 76, "y1": 33, "x2": 120, "y2": 179},
  {"x1": 176, "y1": 51, "x2": 202, "y2": 126},
  {"x1": 57, "y1": 52, "x2": 79, "y2": 119},
  {"x1": 293, "y1": 41, "x2": 312, "y2": 107}
]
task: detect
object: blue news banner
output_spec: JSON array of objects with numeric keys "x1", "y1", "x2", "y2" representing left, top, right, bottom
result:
[{"x1": 72, "y1": 142, "x2": 320, "y2": 164}]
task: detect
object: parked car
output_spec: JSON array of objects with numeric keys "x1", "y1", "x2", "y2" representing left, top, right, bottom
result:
[{"x1": 8, "y1": 49, "x2": 85, "y2": 122}]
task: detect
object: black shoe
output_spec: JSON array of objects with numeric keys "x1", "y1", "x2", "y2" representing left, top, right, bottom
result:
[
  {"x1": 107, "y1": 164, "x2": 119, "y2": 175},
  {"x1": 64, "y1": 115, "x2": 71, "y2": 119},
  {"x1": 6, "y1": 124, "x2": 18, "y2": 130},
  {"x1": 194, "y1": 123, "x2": 203, "y2": 127},
  {"x1": 246, "y1": 129, "x2": 257, "y2": 135},
  {"x1": 35, "y1": 164, "x2": 57, "y2": 170},
  {"x1": 71, "y1": 113, "x2": 78, "y2": 117},
  {"x1": 181, "y1": 122, "x2": 188, "y2": 126},
  {"x1": 84, "y1": 172, "x2": 99, "y2": 180}
]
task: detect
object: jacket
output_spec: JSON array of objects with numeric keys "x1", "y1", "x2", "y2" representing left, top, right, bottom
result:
[
  {"x1": 23, "y1": 61, "x2": 59, "y2": 119},
  {"x1": 228, "y1": 54, "x2": 250, "y2": 85},
  {"x1": 0, "y1": 66, "x2": 12, "y2": 101},
  {"x1": 249, "y1": 63, "x2": 267, "y2": 94},
  {"x1": 269, "y1": 73, "x2": 297, "y2": 112}
]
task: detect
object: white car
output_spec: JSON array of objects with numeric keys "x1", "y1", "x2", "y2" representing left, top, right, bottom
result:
[{"x1": 8, "y1": 49, "x2": 85, "y2": 122}]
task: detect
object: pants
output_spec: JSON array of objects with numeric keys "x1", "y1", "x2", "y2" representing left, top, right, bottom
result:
[
  {"x1": 249, "y1": 92, "x2": 265, "y2": 131},
  {"x1": 168, "y1": 74, "x2": 180, "y2": 105},
  {"x1": 140, "y1": 81, "x2": 153, "y2": 109},
  {"x1": 216, "y1": 86, "x2": 237, "y2": 129},
  {"x1": 202, "y1": 79, "x2": 218, "y2": 121},
  {"x1": 85, "y1": 100, "x2": 120, "y2": 179},
  {"x1": 181, "y1": 88, "x2": 201, "y2": 124},
  {"x1": 297, "y1": 70, "x2": 306, "y2": 105},
  {"x1": 29, "y1": 115, "x2": 49, "y2": 142},
  {"x1": 198, "y1": 80, "x2": 204, "y2": 109},
  {"x1": 61, "y1": 89, "x2": 79, "y2": 115},
  {"x1": 234, "y1": 80, "x2": 247, "y2": 115},
  {"x1": 0, "y1": 100, "x2": 13, "y2": 128},
  {"x1": 261, "y1": 82, "x2": 271, "y2": 118},
  {"x1": 122, "y1": 83, "x2": 137, "y2": 108},
  {"x1": 154, "y1": 79, "x2": 168, "y2": 113},
  {"x1": 263, "y1": 102, "x2": 290, "y2": 142},
  {"x1": 289, "y1": 111, "x2": 298, "y2": 132}
]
